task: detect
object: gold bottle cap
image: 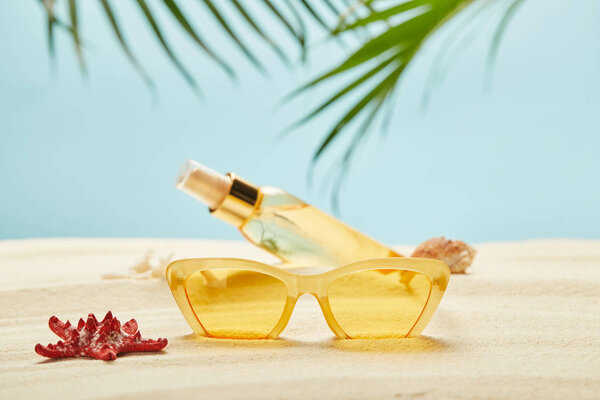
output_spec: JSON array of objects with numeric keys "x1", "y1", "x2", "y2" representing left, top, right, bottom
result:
[
  {"x1": 211, "y1": 173, "x2": 259, "y2": 227},
  {"x1": 176, "y1": 160, "x2": 259, "y2": 227}
]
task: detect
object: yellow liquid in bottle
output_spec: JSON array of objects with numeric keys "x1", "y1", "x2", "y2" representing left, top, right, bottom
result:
[{"x1": 239, "y1": 187, "x2": 400, "y2": 266}]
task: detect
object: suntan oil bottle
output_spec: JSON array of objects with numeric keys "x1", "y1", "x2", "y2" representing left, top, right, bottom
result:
[{"x1": 176, "y1": 160, "x2": 402, "y2": 266}]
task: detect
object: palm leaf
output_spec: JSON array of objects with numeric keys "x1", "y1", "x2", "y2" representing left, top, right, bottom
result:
[
  {"x1": 230, "y1": 0, "x2": 289, "y2": 65},
  {"x1": 314, "y1": 60, "x2": 409, "y2": 159},
  {"x1": 161, "y1": 0, "x2": 235, "y2": 79},
  {"x1": 42, "y1": 0, "x2": 57, "y2": 57},
  {"x1": 334, "y1": 0, "x2": 429, "y2": 32},
  {"x1": 486, "y1": 0, "x2": 525, "y2": 87},
  {"x1": 303, "y1": 7, "x2": 439, "y2": 89},
  {"x1": 299, "y1": 0, "x2": 331, "y2": 30},
  {"x1": 198, "y1": 0, "x2": 266, "y2": 73},
  {"x1": 135, "y1": 0, "x2": 200, "y2": 95},
  {"x1": 283, "y1": 0, "x2": 309, "y2": 60},
  {"x1": 420, "y1": 0, "x2": 497, "y2": 109},
  {"x1": 286, "y1": 51, "x2": 401, "y2": 130},
  {"x1": 68, "y1": 0, "x2": 86, "y2": 74},
  {"x1": 312, "y1": 61, "x2": 405, "y2": 209},
  {"x1": 39, "y1": 0, "x2": 76, "y2": 54},
  {"x1": 330, "y1": 90, "x2": 391, "y2": 210},
  {"x1": 35, "y1": 0, "x2": 525, "y2": 203},
  {"x1": 291, "y1": 0, "x2": 479, "y2": 165},
  {"x1": 99, "y1": 0, "x2": 155, "y2": 90},
  {"x1": 262, "y1": 0, "x2": 306, "y2": 50},
  {"x1": 38, "y1": 0, "x2": 312, "y2": 91},
  {"x1": 322, "y1": 0, "x2": 342, "y2": 16}
]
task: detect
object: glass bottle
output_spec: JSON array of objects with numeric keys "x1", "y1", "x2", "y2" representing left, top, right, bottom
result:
[{"x1": 177, "y1": 160, "x2": 401, "y2": 266}]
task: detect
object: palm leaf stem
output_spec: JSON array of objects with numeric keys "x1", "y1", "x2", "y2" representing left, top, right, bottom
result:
[
  {"x1": 263, "y1": 0, "x2": 305, "y2": 49},
  {"x1": 306, "y1": 0, "x2": 478, "y2": 161},
  {"x1": 42, "y1": 0, "x2": 56, "y2": 57},
  {"x1": 299, "y1": 0, "x2": 330, "y2": 30},
  {"x1": 68, "y1": 0, "x2": 86, "y2": 75},
  {"x1": 485, "y1": 0, "x2": 525, "y2": 87},
  {"x1": 313, "y1": 61, "x2": 409, "y2": 160},
  {"x1": 99, "y1": 0, "x2": 155, "y2": 90},
  {"x1": 136, "y1": 0, "x2": 200, "y2": 95},
  {"x1": 198, "y1": 0, "x2": 266, "y2": 74},
  {"x1": 283, "y1": 0, "x2": 309, "y2": 61},
  {"x1": 162, "y1": 0, "x2": 235, "y2": 79},
  {"x1": 230, "y1": 0, "x2": 290, "y2": 65}
]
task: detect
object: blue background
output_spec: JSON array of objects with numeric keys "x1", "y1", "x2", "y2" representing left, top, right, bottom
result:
[{"x1": 1, "y1": 1, "x2": 599, "y2": 244}]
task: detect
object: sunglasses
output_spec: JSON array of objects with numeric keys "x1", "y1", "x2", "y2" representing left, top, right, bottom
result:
[{"x1": 166, "y1": 257, "x2": 450, "y2": 339}]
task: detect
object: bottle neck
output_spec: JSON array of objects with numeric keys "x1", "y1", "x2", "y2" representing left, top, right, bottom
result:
[{"x1": 211, "y1": 173, "x2": 259, "y2": 227}]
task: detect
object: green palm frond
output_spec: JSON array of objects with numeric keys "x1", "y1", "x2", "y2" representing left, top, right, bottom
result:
[
  {"x1": 41, "y1": 0, "x2": 57, "y2": 57},
  {"x1": 486, "y1": 0, "x2": 525, "y2": 87},
  {"x1": 286, "y1": 0, "x2": 525, "y2": 207},
  {"x1": 100, "y1": 0, "x2": 155, "y2": 90},
  {"x1": 161, "y1": 0, "x2": 235, "y2": 80},
  {"x1": 68, "y1": 0, "x2": 86, "y2": 74},
  {"x1": 198, "y1": 0, "x2": 267, "y2": 74},
  {"x1": 296, "y1": 0, "x2": 477, "y2": 163},
  {"x1": 264, "y1": 0, "x2": 306, "y2": 50},
  {"x1": 36, "y1": 0, "x2": 524, "y2": 203},
  {"x1": 38, "y1": 0, "x2": 77, "y2": 61},
  {"x1": 298, "y1": 0, "x2": 330, "y2": 30},
  {"x1": 136, "y1": 0, "x2": 201, "y2": 95},
  {"x1": 40, "y1": 0, "x2": 313, "y2": 88},
  {"x1": 282, "y1": 0, "x2": 309, "y2": 60},
  {"x1": 230, "y1": 0, "x2": 289, "y2": 65}
]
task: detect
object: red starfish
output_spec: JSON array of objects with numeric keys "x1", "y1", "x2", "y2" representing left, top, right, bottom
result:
[{"x1": 35, "y1": 311, "x2": 167, "y2": 361}]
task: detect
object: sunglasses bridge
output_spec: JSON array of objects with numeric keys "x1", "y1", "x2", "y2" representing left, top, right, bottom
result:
[{"x1": 286, "y1": 273, "x2": 329, "y2": 297}]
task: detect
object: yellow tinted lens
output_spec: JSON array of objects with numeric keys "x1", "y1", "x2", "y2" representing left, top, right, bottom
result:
[
  {"x1": 184, "y1": 268, "x2": 288, "y2": 339},
  {"x1": 328, "y1": 269, "x2": 432, "y2": 338}
]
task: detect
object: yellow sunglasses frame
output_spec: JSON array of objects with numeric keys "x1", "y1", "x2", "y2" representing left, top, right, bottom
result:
[{"x1": 166, "y1": 257, "x2": 450, "y2": 339}]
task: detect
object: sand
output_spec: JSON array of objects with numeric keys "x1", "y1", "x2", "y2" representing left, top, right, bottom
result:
[{"x1": 0, "y1": 238, "x2": 598, "y2": 399}]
